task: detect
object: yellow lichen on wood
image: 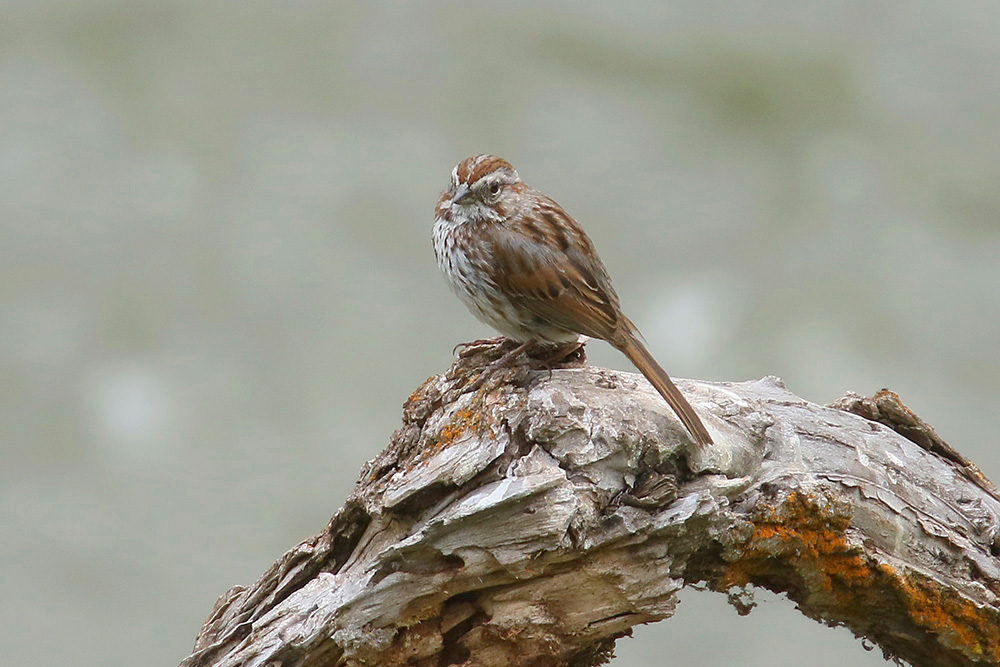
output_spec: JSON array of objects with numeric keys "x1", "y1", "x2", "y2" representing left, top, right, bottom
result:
[
  {"x1": 722, "y1": 491, "x2": 871, "y2": 602},
  {"x1": 882, "y1": 563, "x2": 1000, "y2": 662},
  {"x1": 719, "y1": 491, "x2": 1000, "y2": 663},
  {"x1": 436, "y1": 409, "x2": 481, "y2": 448}
]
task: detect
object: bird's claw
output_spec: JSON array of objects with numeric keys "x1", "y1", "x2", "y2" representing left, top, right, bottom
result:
[{"x1": 453, "y1": 336, "x2": 510, "y2": 357}]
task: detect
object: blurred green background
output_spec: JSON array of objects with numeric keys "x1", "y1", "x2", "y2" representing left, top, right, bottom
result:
[{"x1": 2, "y1": 2, "x2": 997, "y2": 665}]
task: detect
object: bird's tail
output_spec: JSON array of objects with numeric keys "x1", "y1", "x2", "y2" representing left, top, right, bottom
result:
[{"x1": 617, "y1": 329, "x2": 713, "y2": 447}]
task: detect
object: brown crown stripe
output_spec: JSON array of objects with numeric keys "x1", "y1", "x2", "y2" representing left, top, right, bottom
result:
[{"x1": 459, "y1": 155, "x2": 515, "y2": 184}]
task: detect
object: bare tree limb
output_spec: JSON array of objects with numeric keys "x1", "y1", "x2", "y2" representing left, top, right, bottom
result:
[{"x1": 180, "y1": 343, "x2": 1000, "y2": 667}]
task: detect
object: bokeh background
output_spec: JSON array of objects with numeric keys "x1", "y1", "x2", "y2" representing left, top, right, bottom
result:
[{"x1": 2, "y1": 2, "x2": 998, "y2": 665}]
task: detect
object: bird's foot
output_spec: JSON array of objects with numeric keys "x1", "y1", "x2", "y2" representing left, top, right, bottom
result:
[
  {"x1": 453, "y1": 336, "x2": 512, "y2": 357},
  {"x1": 456, "y1": 340, "x2": 533, "y2": 395},
  {"x1": 524, "y1": 341, "x2": 587, "y2": 369},
  {"x1": 451, "y1": 339, "x2": 588, "y2": 398}
]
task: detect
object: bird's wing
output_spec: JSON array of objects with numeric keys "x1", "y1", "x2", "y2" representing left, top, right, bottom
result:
[{"x1": 490, "y1": 208, "x2": 623, "y2": 341}]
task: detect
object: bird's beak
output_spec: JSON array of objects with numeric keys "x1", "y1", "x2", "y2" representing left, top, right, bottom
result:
[{"x1": 450, "y1": 183, "x2": 471, "y2": 206}]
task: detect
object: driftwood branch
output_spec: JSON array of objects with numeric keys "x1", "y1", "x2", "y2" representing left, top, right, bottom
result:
[{"x1": 180, "y1": 343, "x2": 1000, "y2": 667}]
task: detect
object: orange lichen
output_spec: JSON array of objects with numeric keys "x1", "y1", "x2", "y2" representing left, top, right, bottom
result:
[
  {"x1": 883, "y1": 563, "x2": 1000, "y2": 662},
  {"x1": 405, "y1": 376, "x2": 439, "y2": 408},
  {"x1": 720, "y1": 492, "x2": 1000, "y2": 662},
  {"x1": 436, "y1": 408, "x2": 482, "y2": 448},
  {"x1": 721, "y1": 492, "x2": 870, "y2": 603}
]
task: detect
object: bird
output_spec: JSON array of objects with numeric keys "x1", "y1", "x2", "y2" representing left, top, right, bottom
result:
[{"x1": 433, "y1": 154, "x2": 713, "y2": 447}]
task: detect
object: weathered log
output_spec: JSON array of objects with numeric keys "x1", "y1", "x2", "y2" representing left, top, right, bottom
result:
[{"x1": 180, "y1": 342, "x2": 1000, "y2": 667}]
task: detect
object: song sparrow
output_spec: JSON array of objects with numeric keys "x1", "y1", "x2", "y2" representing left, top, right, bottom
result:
[{"x1": 433, "y1": 155, "x2": 713, "y2": 447}]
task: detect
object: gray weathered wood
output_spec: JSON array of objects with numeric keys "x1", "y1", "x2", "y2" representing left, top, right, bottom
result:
[{"x1": 180, "y1": 343, "x2": 1000, "y2": 667}]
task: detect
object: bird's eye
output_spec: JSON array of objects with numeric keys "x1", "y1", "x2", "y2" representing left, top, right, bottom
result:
[{"x1": 488, "y1": 181, "x2": 501, "y2": 195}]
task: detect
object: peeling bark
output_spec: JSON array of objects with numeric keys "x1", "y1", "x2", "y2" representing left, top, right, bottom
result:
[{"x1": 180, "y1": 342, "x2": 1000, "y2": 667}]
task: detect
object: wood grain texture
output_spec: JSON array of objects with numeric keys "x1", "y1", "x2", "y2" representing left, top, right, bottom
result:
[{"x1": 180, "y1": 342, "x2": 1000, "y2": 667}]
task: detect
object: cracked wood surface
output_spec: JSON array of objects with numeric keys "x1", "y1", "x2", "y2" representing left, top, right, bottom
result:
[{"x1": 180, "y1": 343, "x2": 1000, "y2": 667}]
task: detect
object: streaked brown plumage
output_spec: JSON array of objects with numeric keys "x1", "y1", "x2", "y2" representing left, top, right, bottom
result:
[{"x1": 433, "y1": 155, "x2": 713, "y2": 447}]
